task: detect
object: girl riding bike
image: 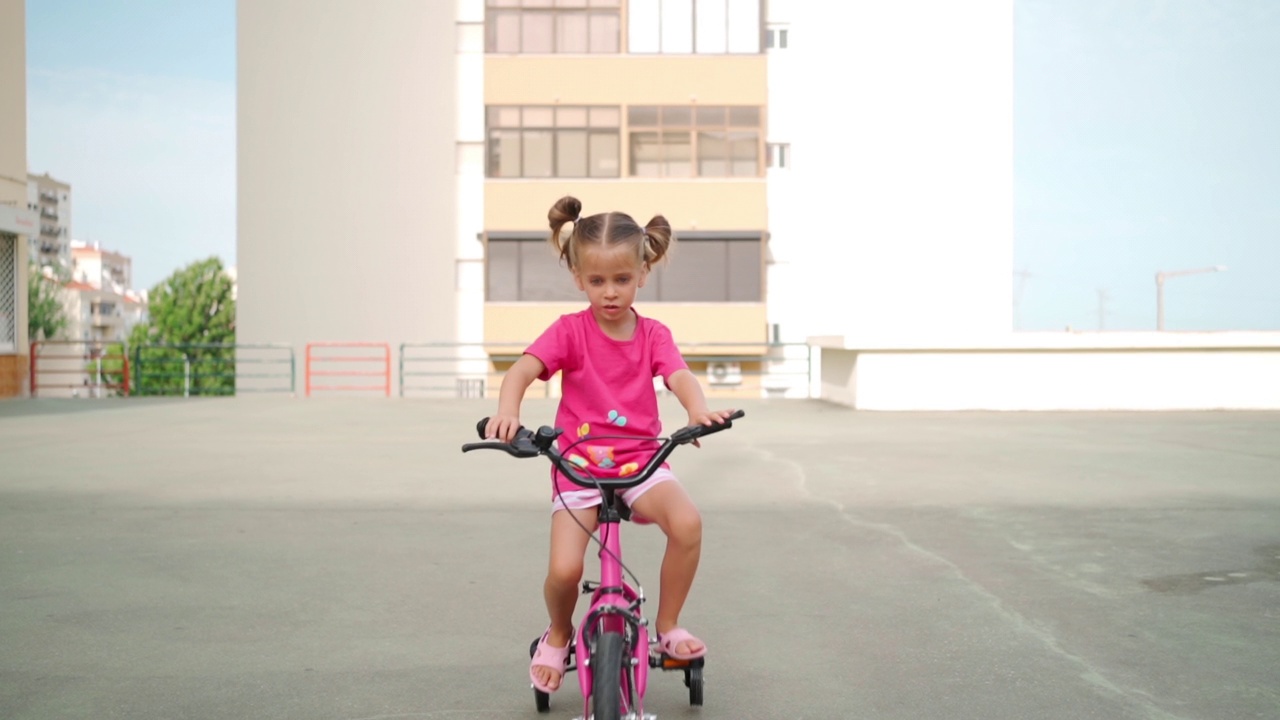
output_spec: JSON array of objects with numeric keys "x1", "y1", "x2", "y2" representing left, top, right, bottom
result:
[{"x1": 483, "y1": 195, "x2": 735, "y2": 696}]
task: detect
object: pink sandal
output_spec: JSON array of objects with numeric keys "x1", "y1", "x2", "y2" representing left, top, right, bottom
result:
[
  {"x1": 530, "y1": 627, "x2": 572, "y2": 693},
  {"x1": 657, "y1": 628, "x2": 707, "y2": 660}
]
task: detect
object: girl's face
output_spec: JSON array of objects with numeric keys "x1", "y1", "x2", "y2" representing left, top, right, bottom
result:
[{"x1": 573, "y1": 244, "x2": 648, "y2": 324}]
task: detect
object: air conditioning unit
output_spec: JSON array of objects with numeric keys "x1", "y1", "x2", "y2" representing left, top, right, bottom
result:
[{"x1": 707, "y1": 361, "x2": 742, "y2": 386}]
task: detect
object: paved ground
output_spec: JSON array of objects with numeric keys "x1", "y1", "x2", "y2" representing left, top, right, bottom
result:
[{"x1": 1, "y1": 397, "x2": 1278, "y2": 720}]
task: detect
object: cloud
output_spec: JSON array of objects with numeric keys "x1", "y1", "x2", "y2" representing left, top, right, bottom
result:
[{"x1": 26, "y1": 67, "x2": 235, "y2": 291}]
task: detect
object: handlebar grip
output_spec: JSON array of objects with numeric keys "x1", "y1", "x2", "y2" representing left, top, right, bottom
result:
[
  {"x1": 671, "y1": 409, "x2": 746, "y2": 444},
  {"x1": 466, "y1": 417, "x2": 541, "y2": 457},
  {"x1": 476, "y1": 416, "x2": 531, "y2": 441},
  {"x1": 461, "y1": 440, "x2": 510, "y2": 453}
]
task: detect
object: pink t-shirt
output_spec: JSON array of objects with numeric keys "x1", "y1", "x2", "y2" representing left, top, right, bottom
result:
[{"x1": 525, "y1": 308, "x2": 689, "y2": 495}]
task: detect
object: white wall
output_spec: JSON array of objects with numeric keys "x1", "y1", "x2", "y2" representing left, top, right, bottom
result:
[
  {"x1": 0, "y1": 0, "x2": 30, "y2": 367},
  {"x1": 237, "y1": 0, "x2": 459, "y2": 395},
  {"x1": 816, "y1": 333, "x2": 1280, "y2": 411},
  {"x1": 767, "y1": 0, "x2": 1013, "y2": 344}
]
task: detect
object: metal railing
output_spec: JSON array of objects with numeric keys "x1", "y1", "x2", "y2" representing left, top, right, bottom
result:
[
  {"x1": 25, "y1": 339, "x2": 814, "y2": 400},
  {"x1": 399, "y1": 342, "x2": 814, "y2": 399},
  {"x1": 30, "y1": 340, "x2": 130, "y2": 398},
  {"x1": 132, "y1": 344, "x2": 294, "y2": 396},
  {"x1": 305, "y1": 342, "x2": 391, "y2": 397}
]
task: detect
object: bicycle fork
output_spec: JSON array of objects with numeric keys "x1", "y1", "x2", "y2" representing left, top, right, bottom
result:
[{"x1": 576, "y1": 519, "x2": 651, "y2": 719}]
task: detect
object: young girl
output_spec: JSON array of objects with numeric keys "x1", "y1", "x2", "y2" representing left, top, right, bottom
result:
[{"x1": 484, "y1": 195, "x2": 735, "y2": 695}]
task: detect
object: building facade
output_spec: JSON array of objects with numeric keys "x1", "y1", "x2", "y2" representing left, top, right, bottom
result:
[
  {"x1": 27, "y1": 173, "x2": 72, "y2": 270},
  {"x1": 71, "y1": 240, "x2": 132, "y2": 295},
  {"x1": 0, "y1": 0, "x2": 33, "y2": 398},
  {"x1": 66, "y1": 241, "x2": 146, "y2": 345},
  {"x1": 236, "y1": 0, "x2": 459, "y2": 394},
  {"x1": 472, "y1": 0, "x2": 772, "y2": 397},
  {"x1": 236, "y1": 0, "x2": 1014, "y2": 397}
]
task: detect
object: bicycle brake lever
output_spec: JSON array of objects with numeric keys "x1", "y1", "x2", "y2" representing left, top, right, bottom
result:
[
  {"x1": 466, "y1": 418, "x2": 540, "y2": 457},
  {"x1": 460, "y1": 437, "x2": 540, "y2": 458}
]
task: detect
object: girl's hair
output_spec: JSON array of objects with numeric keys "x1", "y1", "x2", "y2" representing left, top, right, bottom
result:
[{"x1": 548, "y1": 195, "x2": 673, "y2": 270}]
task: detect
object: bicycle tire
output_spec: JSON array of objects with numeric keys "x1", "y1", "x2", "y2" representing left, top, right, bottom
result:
[
  {"x1": 528, "y1": 637, "x2": 552, "y2": 713},
  {"x1": 687, "y1": 665, "x2": 703, "y2": 706},
  {"x1": 591, "y1": 631, "x2": 625, "y2": 720}
]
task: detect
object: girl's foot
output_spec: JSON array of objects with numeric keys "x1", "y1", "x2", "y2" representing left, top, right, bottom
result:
[
  {"x1": 530, "y1": 626, "x2": 572, "y2": 692},
  {"x1": 656, "y1": 627, "x2": 706, "y2": 660}
]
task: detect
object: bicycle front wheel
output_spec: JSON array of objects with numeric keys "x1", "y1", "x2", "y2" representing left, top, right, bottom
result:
[{"x1": 591, "y1": 631, "x2": 625, "y2": 720}]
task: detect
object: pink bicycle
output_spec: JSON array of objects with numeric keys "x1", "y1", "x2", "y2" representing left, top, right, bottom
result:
[{"x1": 462, "y1": 410, "x2": 745, "y2": 720}]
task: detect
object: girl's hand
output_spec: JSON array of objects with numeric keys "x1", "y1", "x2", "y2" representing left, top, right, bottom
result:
[
  {"x1": 685, "y1": 407, "x2": 736, "y2": 448},
  {"x1": 486, "y1": 412, "x2": 522, "y2": 442}
]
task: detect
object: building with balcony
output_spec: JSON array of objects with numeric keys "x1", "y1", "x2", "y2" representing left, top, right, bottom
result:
[
  {"x1": 59, "y1": 278, "x2": 147, "y2": 346},
  {"x1": 33, "y1": 247, "x2": 148, "y2": 399},
  {"x1": 470, "y1": 0, "x2": 773, "y2": 397},
  {"x1": 26, "y1": 172, "x2": 72, "y2": 270},
  {"x1": 236, "y1": 0, "x2": 1014, "y2": 398},
  {"x1": 71, "y1": 240, "x2": 132, "y2": 295}
]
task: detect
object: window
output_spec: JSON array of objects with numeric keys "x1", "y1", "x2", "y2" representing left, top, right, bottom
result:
[
  {"x1": 487, "y1": 106, "x2": 621, "y2": 178},
  {"x1": 486, "y1": 237, "x2": 581, "y2": 301},
  {"x1": 488, "y1": 235, "x2": 763, "y2": 302},
  {"x1": 487, "y1": 0, "x2": 621, "y2": 53},
  {"x1": 637, "y1": 236, "x2": 763, "y2": 301},
  {"x1": 628, "y1": 105, "x2": 761, "y2": 177},
  {"x1": 765, "y1": 24, "x2": 788, "y2": 49},
  {"x1": 0, "y1": 233, "x2": 15, "y2": 352},
  {"x1": 628, "y1": 0, "x2": 760, "y2": 54},
  {"x1": 767, "y1": 142, "x2": 790, "y2": 168}
]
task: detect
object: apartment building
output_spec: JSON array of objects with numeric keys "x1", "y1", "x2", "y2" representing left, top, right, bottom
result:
[
  {"x1": 26, "y1": 243, "x2": 146, "y2": 398},
  {"x1": 71, "y1": 240, "x2": 131, "y2": 294},
  {"x1": 27, "y1": 172, "x2": 72, "y2": 270},
  {"x1": 237, "y1": 0, "x2": 1013, "y2": 397},
  {"x1": 60, "y1": 280, "x2": 146, "y2": 345},
  {"x1": 65, "y1": 241, "x2": 146, "y2": 342},
  {"x1": 472, "y1": 0, "x2": 772, "y2": 396},
  {"x1": 0, "y1": 0, "x2": 33, "y2": 398}
]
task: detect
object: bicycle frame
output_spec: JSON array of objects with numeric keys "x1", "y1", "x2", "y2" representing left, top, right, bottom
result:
[
  {"x1": 575, "y1": 488, "x2": 651, "y2": 718},
  {"x1": 461, "y1": 410, "x2": 744, "y2": 717}
]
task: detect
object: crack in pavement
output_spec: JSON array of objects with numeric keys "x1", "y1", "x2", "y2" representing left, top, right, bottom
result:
[{"x1": 747, "y1": 445, "x2": 1195, "y2": 720}]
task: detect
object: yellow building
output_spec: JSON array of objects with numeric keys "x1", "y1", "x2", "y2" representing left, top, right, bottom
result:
[{"x1": 480, "y1": 0, "x2": 771, "y2": 396}]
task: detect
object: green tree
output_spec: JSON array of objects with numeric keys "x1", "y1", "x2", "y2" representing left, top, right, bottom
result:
[
  {"x1": 88, "y1": 342, "x2": 131, "y2": 397},
  {"x1": 124, "y1": 257, "x2": 237, "y2": 396},
  {"x1": 27, "y1": 262, "x2": 69, "y2": 342}
]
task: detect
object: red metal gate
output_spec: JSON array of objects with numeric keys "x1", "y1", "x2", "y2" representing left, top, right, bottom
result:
[
  {"x1": 30, "y1": 340, "x2": 131, "y2": 398},
  {"x1": 304, "y1": 342, "x2": 391, "y2": 397}
]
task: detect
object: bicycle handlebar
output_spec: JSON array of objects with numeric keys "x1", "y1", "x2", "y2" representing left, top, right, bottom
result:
[{"x1": 460, "y1": 410, "x2": 746, "y2": 489}]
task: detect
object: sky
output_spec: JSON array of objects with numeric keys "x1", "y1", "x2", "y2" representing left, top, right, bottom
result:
[
  {"x1": 24, "y1": 0, "x2": 1280, "y2": 331},
  {"x1": 25, "y1": 0, "x2": 235, "y2": 294}
]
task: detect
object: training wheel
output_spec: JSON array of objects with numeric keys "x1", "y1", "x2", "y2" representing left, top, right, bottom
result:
[
  {"x1": 684, "y1": 665, "x2": 704, "y2": 706},
  {"x1": 529, "y1": 637, "x2": 551, "y2": 713}
]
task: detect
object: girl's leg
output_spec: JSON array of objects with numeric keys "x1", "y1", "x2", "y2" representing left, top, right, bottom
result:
[
  {"x1": 535, "y1": 506, "x2": 598, "y2": 691},
  {"x1": 627, "y1": 481, "x2": 704, "y2": 656}
]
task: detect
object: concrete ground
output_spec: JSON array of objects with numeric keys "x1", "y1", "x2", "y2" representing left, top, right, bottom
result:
[{"x1": 1, "y1": 397, "x2": 1278, "y2": 720}]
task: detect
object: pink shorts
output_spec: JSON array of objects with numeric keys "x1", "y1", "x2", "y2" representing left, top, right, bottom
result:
[{"x1": 550, "y1": 468, "x2": 678, "y2": 516}]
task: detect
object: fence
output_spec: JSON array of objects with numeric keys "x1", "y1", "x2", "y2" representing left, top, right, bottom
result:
[
  {"x1": 305, "y1": 343, "x2": 392, "y2": 397},
  {"x1": 399, "y1": 342, "x2": 814, "y2": 400},
  {"x1": 133, "y1": 344, "x2": 295, "y2": 396},
  {"x1": 27, "y1": 340, "x2": 814, "y2": 400},
  {"x1": 30, "y1": 340, "x2": 130, "y2": 398}
]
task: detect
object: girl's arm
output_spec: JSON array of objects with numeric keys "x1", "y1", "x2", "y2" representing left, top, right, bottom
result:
[
  {"x1": 486, "y1": 353, "x2": 547, "y2": 441},
  {"x1": 667, "y1": 368, "x2": 736, "y2": 430}
]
